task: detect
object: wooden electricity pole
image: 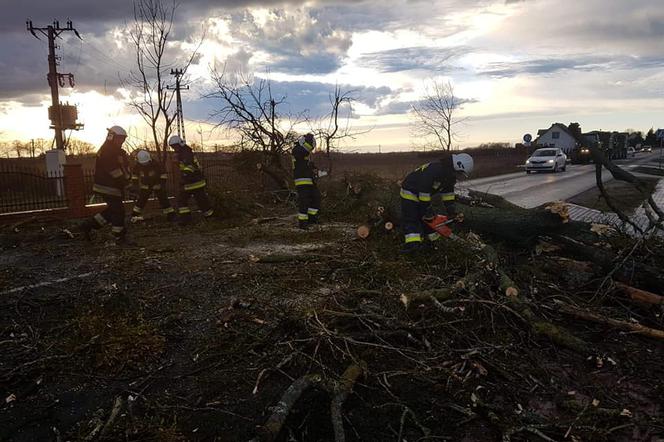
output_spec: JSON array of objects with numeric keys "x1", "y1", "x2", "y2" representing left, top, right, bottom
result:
[{"x1": 27, "y1": 20, "x2": 82, "y2": 150}]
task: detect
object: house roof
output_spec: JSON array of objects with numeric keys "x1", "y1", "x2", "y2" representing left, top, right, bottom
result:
[{"x1": 535, "y1": 123, "x2": 581, "y2": 145}]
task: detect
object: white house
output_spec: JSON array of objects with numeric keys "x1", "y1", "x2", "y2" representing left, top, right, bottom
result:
[{"x1": 535, "y1": 123, "x2": 578, "y2": 154}]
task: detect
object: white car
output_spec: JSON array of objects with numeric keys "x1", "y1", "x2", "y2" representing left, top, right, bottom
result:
[
  {"x1": 525, "y1": 148, "x2": 567, "y2": 174},
  {"x1": 627, "y1": 146, "x2": 636, "y2": 157}
]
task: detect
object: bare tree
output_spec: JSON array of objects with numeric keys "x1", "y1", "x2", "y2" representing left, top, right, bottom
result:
[
  {"x1": 310, "y1": 86, "x2": 370, "y2": 174},
  {"x1": 122, "y1": 0, "x2": 201, "y2": 162},
  {"x1": 207, "y1": 69, "x2": 302, "y2": 161},
  {"x1": 411, "y1": 80, "x2": 467, "y2": 151},
  {"x1": 68, "y1": 138, "x2": 96, "y2": 156}
]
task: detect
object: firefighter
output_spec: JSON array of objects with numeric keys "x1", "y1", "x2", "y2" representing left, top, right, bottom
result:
[
  {"x1": 129, "y1": 149, "x2": 176, "y2": 222},
  {"x1": 292, "y1": 133, "x2": 321, "y2": 229},
  {"x1": 400, "y1": 153, "x2": 474, "y2": 252},
  {"x1": 167, "y1": 135, "x2": 214, "y2": 223},
  {"x1": 80, "y1": 126, "x2": 131, "y2": 242}
]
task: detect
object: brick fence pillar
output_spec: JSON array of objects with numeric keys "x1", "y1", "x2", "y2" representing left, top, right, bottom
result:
[{"x1": 63, "y1": 164, "x2": 87, "y2": 218}]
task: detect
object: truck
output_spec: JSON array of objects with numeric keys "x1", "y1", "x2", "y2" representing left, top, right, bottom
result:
[{"x1": 578, "y1": 131, "x2": 627, "y2": 161}]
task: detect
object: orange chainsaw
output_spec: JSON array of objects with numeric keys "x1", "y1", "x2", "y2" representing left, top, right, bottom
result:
[{"x1": 423, "y1": 214, "x2": 456, "y2": 238}]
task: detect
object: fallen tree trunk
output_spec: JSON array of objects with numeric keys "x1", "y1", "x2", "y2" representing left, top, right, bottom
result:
[{"x1": 456, "y1": 201, "x2": 592, "y2": 247}]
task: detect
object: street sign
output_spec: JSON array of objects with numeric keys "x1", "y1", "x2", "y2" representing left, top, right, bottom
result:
[
  {"x1": 523, "y1": 133, "x2": 532, "y2": 143},
  {"x1": 655, "y1": 129, "x2": 664, "y2": 140}
]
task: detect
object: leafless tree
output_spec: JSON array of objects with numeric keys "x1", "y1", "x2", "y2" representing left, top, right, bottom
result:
[
  {"x1": 67, "y1": 139, "x2": 96, "y2": 156},
  {"x1": 207, "y1": 69, "x2": 302, "y2": 162},
  {"x1": 311, "y1": 86, "x2": 369, "y2": 173},
  {"x1": 411, "y1": 80, "x2": 467, "y2": 151},
  {"x1": 122, "y1": 0, "x2": 201, "y2": 162}
]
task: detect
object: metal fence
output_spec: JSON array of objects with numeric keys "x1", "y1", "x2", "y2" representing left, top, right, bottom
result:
[
  {"x1": 1, "y1": 155, "x2": 256, "y2": 215},
  {"x1": 0, "y1": 163, "x2": 68, "y2": 214}
]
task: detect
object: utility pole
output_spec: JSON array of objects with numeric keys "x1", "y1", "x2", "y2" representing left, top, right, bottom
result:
[
  {"x1": 167, "y1": 68, "x2": 188, "y2": 140},
  {"x1": 27, "y1": 20, "x2": 82, "y2": 151}
]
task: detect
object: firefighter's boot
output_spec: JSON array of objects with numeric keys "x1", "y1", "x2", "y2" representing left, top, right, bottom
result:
[{"x1": 79, "y1": 219, "x2": 96, "y2": 241}]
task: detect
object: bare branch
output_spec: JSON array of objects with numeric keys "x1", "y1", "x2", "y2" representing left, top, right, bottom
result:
[{"x1": 411, "y1": 80, "x2": 467, "y2": 151}]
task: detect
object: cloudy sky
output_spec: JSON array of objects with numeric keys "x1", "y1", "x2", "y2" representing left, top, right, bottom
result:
[{"x1": 1, "y1": 0, "x2": 663, "y2": 152}]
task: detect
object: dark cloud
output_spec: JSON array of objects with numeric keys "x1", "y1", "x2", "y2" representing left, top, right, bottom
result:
[
  {"x1": 477, "y1": 55, "x2": 664, "y2": 78},
  {"x1": 358, "y1": 46, "x2": 469, "y2": 73}
]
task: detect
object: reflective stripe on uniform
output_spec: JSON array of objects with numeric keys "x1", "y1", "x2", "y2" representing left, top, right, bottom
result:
[
  {"x1": 111, "y1": 226, "x2": 125, "y2": 233},
  {"x1": 203, "y1": 209, "x2": 214, "y2": 217},
  {"x1": 307, "y1": 208, "x2": 319, "y2": 215},
  {"x1": 404, "y1": 233, "x2": 422, "y2": 243},
  {"x1": 179, "y1": 164, "x2": 195, "y2": 173},
  {"x1": 419, "y1": 192, "x2": 431, "y2": 202},
  {"x1": 427, "y1": 232, "x2": 441, "y2": 241},
  {"x1": 132, "y1": 206, "x2": 143, "y2": 214},
  {"x1": 184, "y1": 180, "x2": 206, "y2": 191},
  {"x1": 178, "y1": 207, "x2": 191, "y2": 214},
  {"x1": 94, "y1": 213, "x2": 107, "y2": 226},
  {"x1": 298, "y1": 213, "x2": 309, "y2": 221},
  {"x1": 441, "y1": 192, "x2": 455, "y2": 202},
  {"x1": 93, "y1": 183, "x2": 122, "y2": 197},
  {"x1": 400, "y1": 188, "x2": 419, "y2": 202},
  {"x1": 294, "y1": 178, "x2": 314, "y2": 186},
  {"x1": 109, "y1": 168, "x2": 124, "y2": 178},
  {"x1": 140, "y1": 184, "x2": 150, "y2": 189},
  {"x1": 163, "y1": 207, "x2": 175, "y2": 214}
]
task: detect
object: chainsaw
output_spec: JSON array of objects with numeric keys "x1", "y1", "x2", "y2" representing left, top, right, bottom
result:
[{"x1": 423, "y1": 214, "x2": 456, "y2": 239}]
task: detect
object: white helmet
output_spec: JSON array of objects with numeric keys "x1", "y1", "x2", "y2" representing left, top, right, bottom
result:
[
  {"x1": 168, "y1": 135, "x2": 184, "y2": 147},
  {"x1": 106, "y1": 125, "x2": 127, "y2": 141},
  {"x1": 298, "y1": 133, "x2": 316, "y2": 150},
  {"x1": 452, "y1": 153, "x2": 474, "y2": 176},
  {"x1": 136, "y1": 149, "x2": 152, "y2": 165}
]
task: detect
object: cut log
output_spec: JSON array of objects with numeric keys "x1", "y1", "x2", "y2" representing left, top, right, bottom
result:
[
  {"x1": 356, "y1": 225, "x2": 371, "y2": 239},
  {"x1": 614, "y1": 282, "x2": 664, "y2": 306},
  {"x1": 556, "y1": 301, "x2": 664, "y2": 340}
]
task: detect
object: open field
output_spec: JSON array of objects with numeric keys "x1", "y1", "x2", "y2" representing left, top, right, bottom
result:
[{"x1": 1, "y1": 176, "x2": 663, "y2": 442}]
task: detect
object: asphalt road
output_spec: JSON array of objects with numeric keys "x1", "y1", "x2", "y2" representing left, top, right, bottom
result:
[{"x1": 461, "y1": 151, "x2": 663, "y2": 208}]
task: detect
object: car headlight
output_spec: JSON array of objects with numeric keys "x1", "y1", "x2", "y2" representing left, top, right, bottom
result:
[
  {"x1": 547, "y1": 159, "x2": 554, "y2": 163},
  {"x1": 525, "y1": 160, "x2": 531, "y2": 164},
  {"x1": 581, "y1": 149, "x2": 589, "y2": 153}
]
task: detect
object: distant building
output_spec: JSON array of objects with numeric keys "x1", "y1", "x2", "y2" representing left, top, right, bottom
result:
[{"x1": 534, "y1": 123, "x2": 578, "y2": 154}]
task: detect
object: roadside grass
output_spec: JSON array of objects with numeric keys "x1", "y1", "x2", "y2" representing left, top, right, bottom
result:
[{"x1": 568, "y1": 177, "x2": 659, "y2": 214}]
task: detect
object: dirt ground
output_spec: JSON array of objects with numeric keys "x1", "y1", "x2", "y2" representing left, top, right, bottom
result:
[{"x1": 1, "y1": 185, "x2": 663, "y2": 441}]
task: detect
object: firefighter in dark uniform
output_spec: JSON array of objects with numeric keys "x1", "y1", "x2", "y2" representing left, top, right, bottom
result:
[
  {"x1": 167, "y1": 135, "x2": 214, "y2": 223},
  {"x1": 80, "y1": 126, "x2": 131, "y2": 241},
  {"x1": 292, "y1": 133, "x2": 321, "y2": 229},
  {"x1": 400, "y1": 153, "x2": 474, "y2": 252},
  {"x1": 129, "y1": 149, "x2": 176, "y2": 222}
]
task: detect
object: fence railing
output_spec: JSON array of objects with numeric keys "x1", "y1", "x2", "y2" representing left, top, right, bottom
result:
[{"x1": 0, "y1": 163, "x2": 68, "y2": 214}]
